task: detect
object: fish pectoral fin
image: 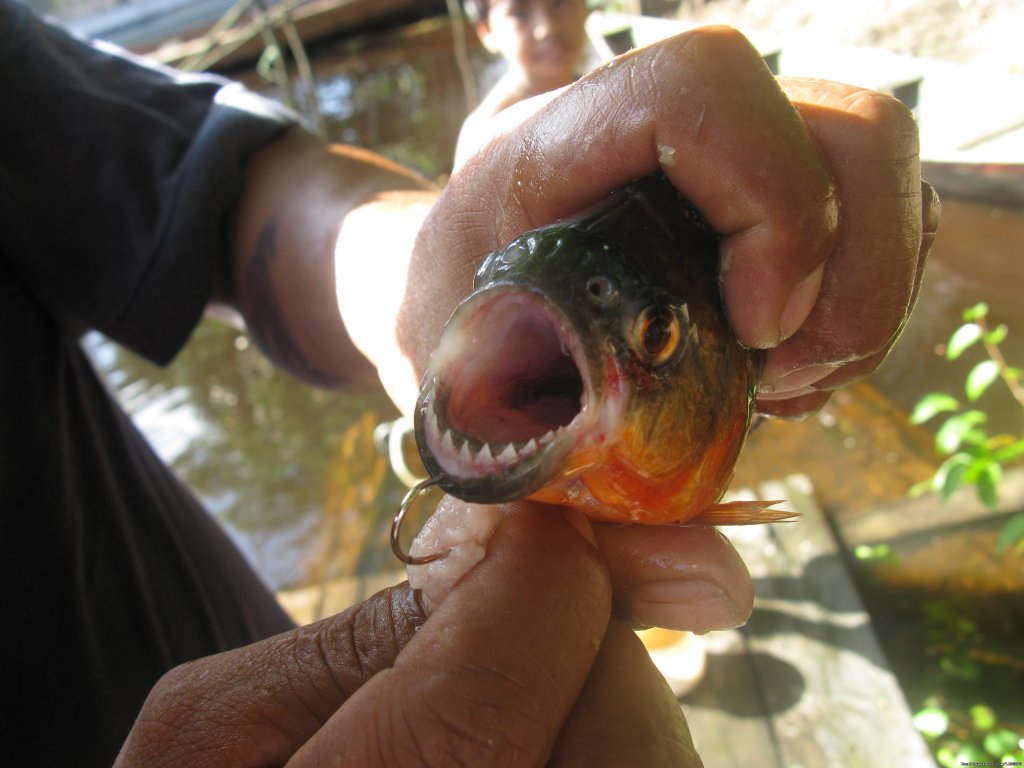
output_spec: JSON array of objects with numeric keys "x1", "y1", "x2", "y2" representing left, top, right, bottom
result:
[{"x1": 686, "y1": 499, "x2": 796, "y2": 526}]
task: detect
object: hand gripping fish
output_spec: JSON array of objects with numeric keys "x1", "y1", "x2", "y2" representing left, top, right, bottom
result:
[{"x1": 393, "y1": 174, "x2": 793, "y2": 564}]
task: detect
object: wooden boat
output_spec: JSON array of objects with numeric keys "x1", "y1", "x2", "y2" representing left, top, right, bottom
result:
[
  {"x1": 70, "y1": 0, "x2": 446, "y2": 68},
  {"x1": 920, "y1": 161, "x2": 1024, "y2": 208}
]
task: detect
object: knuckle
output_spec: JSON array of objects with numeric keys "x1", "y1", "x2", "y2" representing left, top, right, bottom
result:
[
  {"x1": 126, "y1": 661, "x2": 218, "y2": 750},
  {"x1": 149, "y1": 659, "x2": 202, "y2": 709},
  {"x1": 314, "y1": 583, "x2": 425, "y2": 693},
  {"x1": 843, "y1": 88, "x2": 920, "y2": 152},
  {"x1": 657, "y1": 24, "x2": 769, "y2": 87},
  {"x1": 680, "y1": 23, "x2": 759, "y2": 58}
]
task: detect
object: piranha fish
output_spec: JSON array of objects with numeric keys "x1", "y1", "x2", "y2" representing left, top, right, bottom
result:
[{"x1": 413, "y1": 174, "x2": 789, "y2": 526}]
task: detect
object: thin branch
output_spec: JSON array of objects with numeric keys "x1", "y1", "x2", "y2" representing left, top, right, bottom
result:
[{"x1": 978, "y1": 315, "x2": 1024, "y2": 409}]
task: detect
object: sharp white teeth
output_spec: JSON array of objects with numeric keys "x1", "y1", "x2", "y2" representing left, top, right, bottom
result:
[
  {"x1": 426, "y1": 406, "x2": 441, "y2": 442},
  {"x1": 433, "y1": 422, "x2": 555, "y2": 468}
]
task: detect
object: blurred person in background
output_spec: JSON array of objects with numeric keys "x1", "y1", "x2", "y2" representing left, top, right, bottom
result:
[{"x1": 457, "y1": 0, "x2": 591, "y2": 163}]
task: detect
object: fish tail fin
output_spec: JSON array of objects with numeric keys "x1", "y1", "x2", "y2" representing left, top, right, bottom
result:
[{"x1": 686, "y1": 499, "x2": 797, "y2": 526}]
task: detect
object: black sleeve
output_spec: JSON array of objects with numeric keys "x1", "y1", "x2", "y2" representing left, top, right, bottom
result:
[
  {"x1": 0, "y1": 7, "x2": 301, "y2": 765},
  {"x1": 0, "y1": 0, "x2": 297, "y2": 364}
]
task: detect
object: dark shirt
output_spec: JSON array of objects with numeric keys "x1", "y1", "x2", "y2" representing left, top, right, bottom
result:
[{"x1": 1, "y1": 2, "x2": 298, "y2": 763}]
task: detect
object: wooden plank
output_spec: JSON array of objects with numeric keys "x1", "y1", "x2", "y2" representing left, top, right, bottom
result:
[
  {"x1": 149, "y1": 0, "x2": 446, "y2": 69},
  {"x1": 681, "y1": 628, "x2": 784, "y2": 767},
  {"x1": 697, "y1": 475, "x2": 935, "y2": 768},
  {"x1": 837, "y1": 465, "x2": 1024, "y2": 547}
]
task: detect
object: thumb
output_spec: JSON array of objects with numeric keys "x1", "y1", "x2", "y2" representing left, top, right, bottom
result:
[{"x1": 289, "y1": 500, "x2": 612, "y2": 767}]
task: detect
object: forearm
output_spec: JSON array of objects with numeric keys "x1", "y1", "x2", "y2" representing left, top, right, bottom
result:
[{"x1": 225, "y1": 126, "x2": 437, "y2": 390}]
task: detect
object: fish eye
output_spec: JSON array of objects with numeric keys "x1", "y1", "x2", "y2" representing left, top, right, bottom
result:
[
  {"x1": 631, "y1": 306, "x2": 682, "y2": 365},
  {"x1": 585, "y1": 276, "x2": 618, "y2": 306}
]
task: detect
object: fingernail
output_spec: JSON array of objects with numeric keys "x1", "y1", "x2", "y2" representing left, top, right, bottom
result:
[
  {"x1": 632, "y1": 579, "x2": 747, "y2": 634},
  {"x1": 779, "y1": 263, "x2": 825, "y2": 342},
  {"x1": 407, "y1": 497, "x2": 501, "y2": 613},
  {"x1": 755, "y1": 385, "x2": 817, "y2": 401},
  {"x1": 758, "y1": 363, "x2": 839, "y2": 395}
]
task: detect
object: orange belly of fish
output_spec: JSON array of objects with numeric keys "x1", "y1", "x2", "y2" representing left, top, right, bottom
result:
[
  {"x1": 529, "y1": 456, "x2": 726, "y2": 524},
  {"x1": 525, "y1": 420, "x2": 786, "y2": 525}
]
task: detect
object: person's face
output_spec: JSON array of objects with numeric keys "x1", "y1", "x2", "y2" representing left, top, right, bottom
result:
[{"x1": 478, "y1": 0, "x2": 589, "y2": 89}]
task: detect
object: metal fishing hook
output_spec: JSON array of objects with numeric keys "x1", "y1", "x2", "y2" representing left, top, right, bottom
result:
[{"x1": 390, "y1": 475, "x2": 450, "y2": 566}]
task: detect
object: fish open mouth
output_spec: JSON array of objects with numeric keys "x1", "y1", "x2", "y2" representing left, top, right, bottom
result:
[{"x1": 415, "y1": 287, "x2": 592, "y2": 502}]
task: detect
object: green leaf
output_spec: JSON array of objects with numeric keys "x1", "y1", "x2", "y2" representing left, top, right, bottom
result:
[
  {"x1": 935, "y1": 411, "x2": 988, "y2": 454},
  {"x1": 996, "y1": 513, "x2": 1024, "y2": 554},
  {"x1": 854, "y1": 544, "x2": 874, "y2": 560},
  {"x1": 962, "y1": 455, "x2": 990, "y2": 483},
  {"x1": 854, "y1": 543, "x2": 897, "y2": 563},
  {"x1": 977, "y1": 462, "x2": 1002, "y2": 507},
  {"x1": 966, "y1": 360, "x2": 1000, "y2": 401},
  {"x1": 908, "y1": 478, "x2": 933, "y2": 498},
  {"x1": 983, "y1": 729, "x2": 1021, "y2": 757},
  {"x1": 941, "y1": 653, "x2": 981, "y2": 680},
  {"x1": 947, "y1": 323, "x2": 982, "y2": 359},
  {"x1": 984, "y1": 323, "x2": 1008, "y2": 345},
  {"x1": 957, "y1": 744, "x2": 992, "y2": 763},
  {"x1": 935, "y1": 746, "x2": 958, "y2": 768},
  {"x1": 962, "y1": 302, "x2": 989, "y2": 322},
  {"x1": 913, "y1": 707, "x2": 949, "y2": 738},
  {"x1": 962, "y1": 429, "x2": 991, "y2": 450},
  {"x1": 940, "y1": 456, "x2": 970, "y2": 500},
  {"x1": 970, "y1": 703, "x2": 997, "y2": 731},
  {"x1": 992, "y1": 439, "x2": 1024, "y2": 463},
  {"x1": 934, "y1": 453, "x2": 971, "y2": 494},
  {"x1": 932, "y1": 454, "x2": 970, "y2": 494},
  {"x1": 909, "y1": 393, "x2": 961, "y2": 424}
]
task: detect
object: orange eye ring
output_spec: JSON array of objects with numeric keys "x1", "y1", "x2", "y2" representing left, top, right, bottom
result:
[{"x1": 631, "y1": 306, "x2": 682, "y2": 365}]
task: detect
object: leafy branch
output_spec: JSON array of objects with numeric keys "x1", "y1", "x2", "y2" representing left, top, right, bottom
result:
[
  {"x1": 909, "y1": 303, "x2": 1024, "y2": 552},
  {"x1": 914, "y1": 701, "x2": 1024, "y2": 768}
]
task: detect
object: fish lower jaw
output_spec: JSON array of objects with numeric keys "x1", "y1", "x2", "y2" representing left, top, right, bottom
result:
[{"x1": 422, "y1": 396, "x2": 571, "y2": 481}]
